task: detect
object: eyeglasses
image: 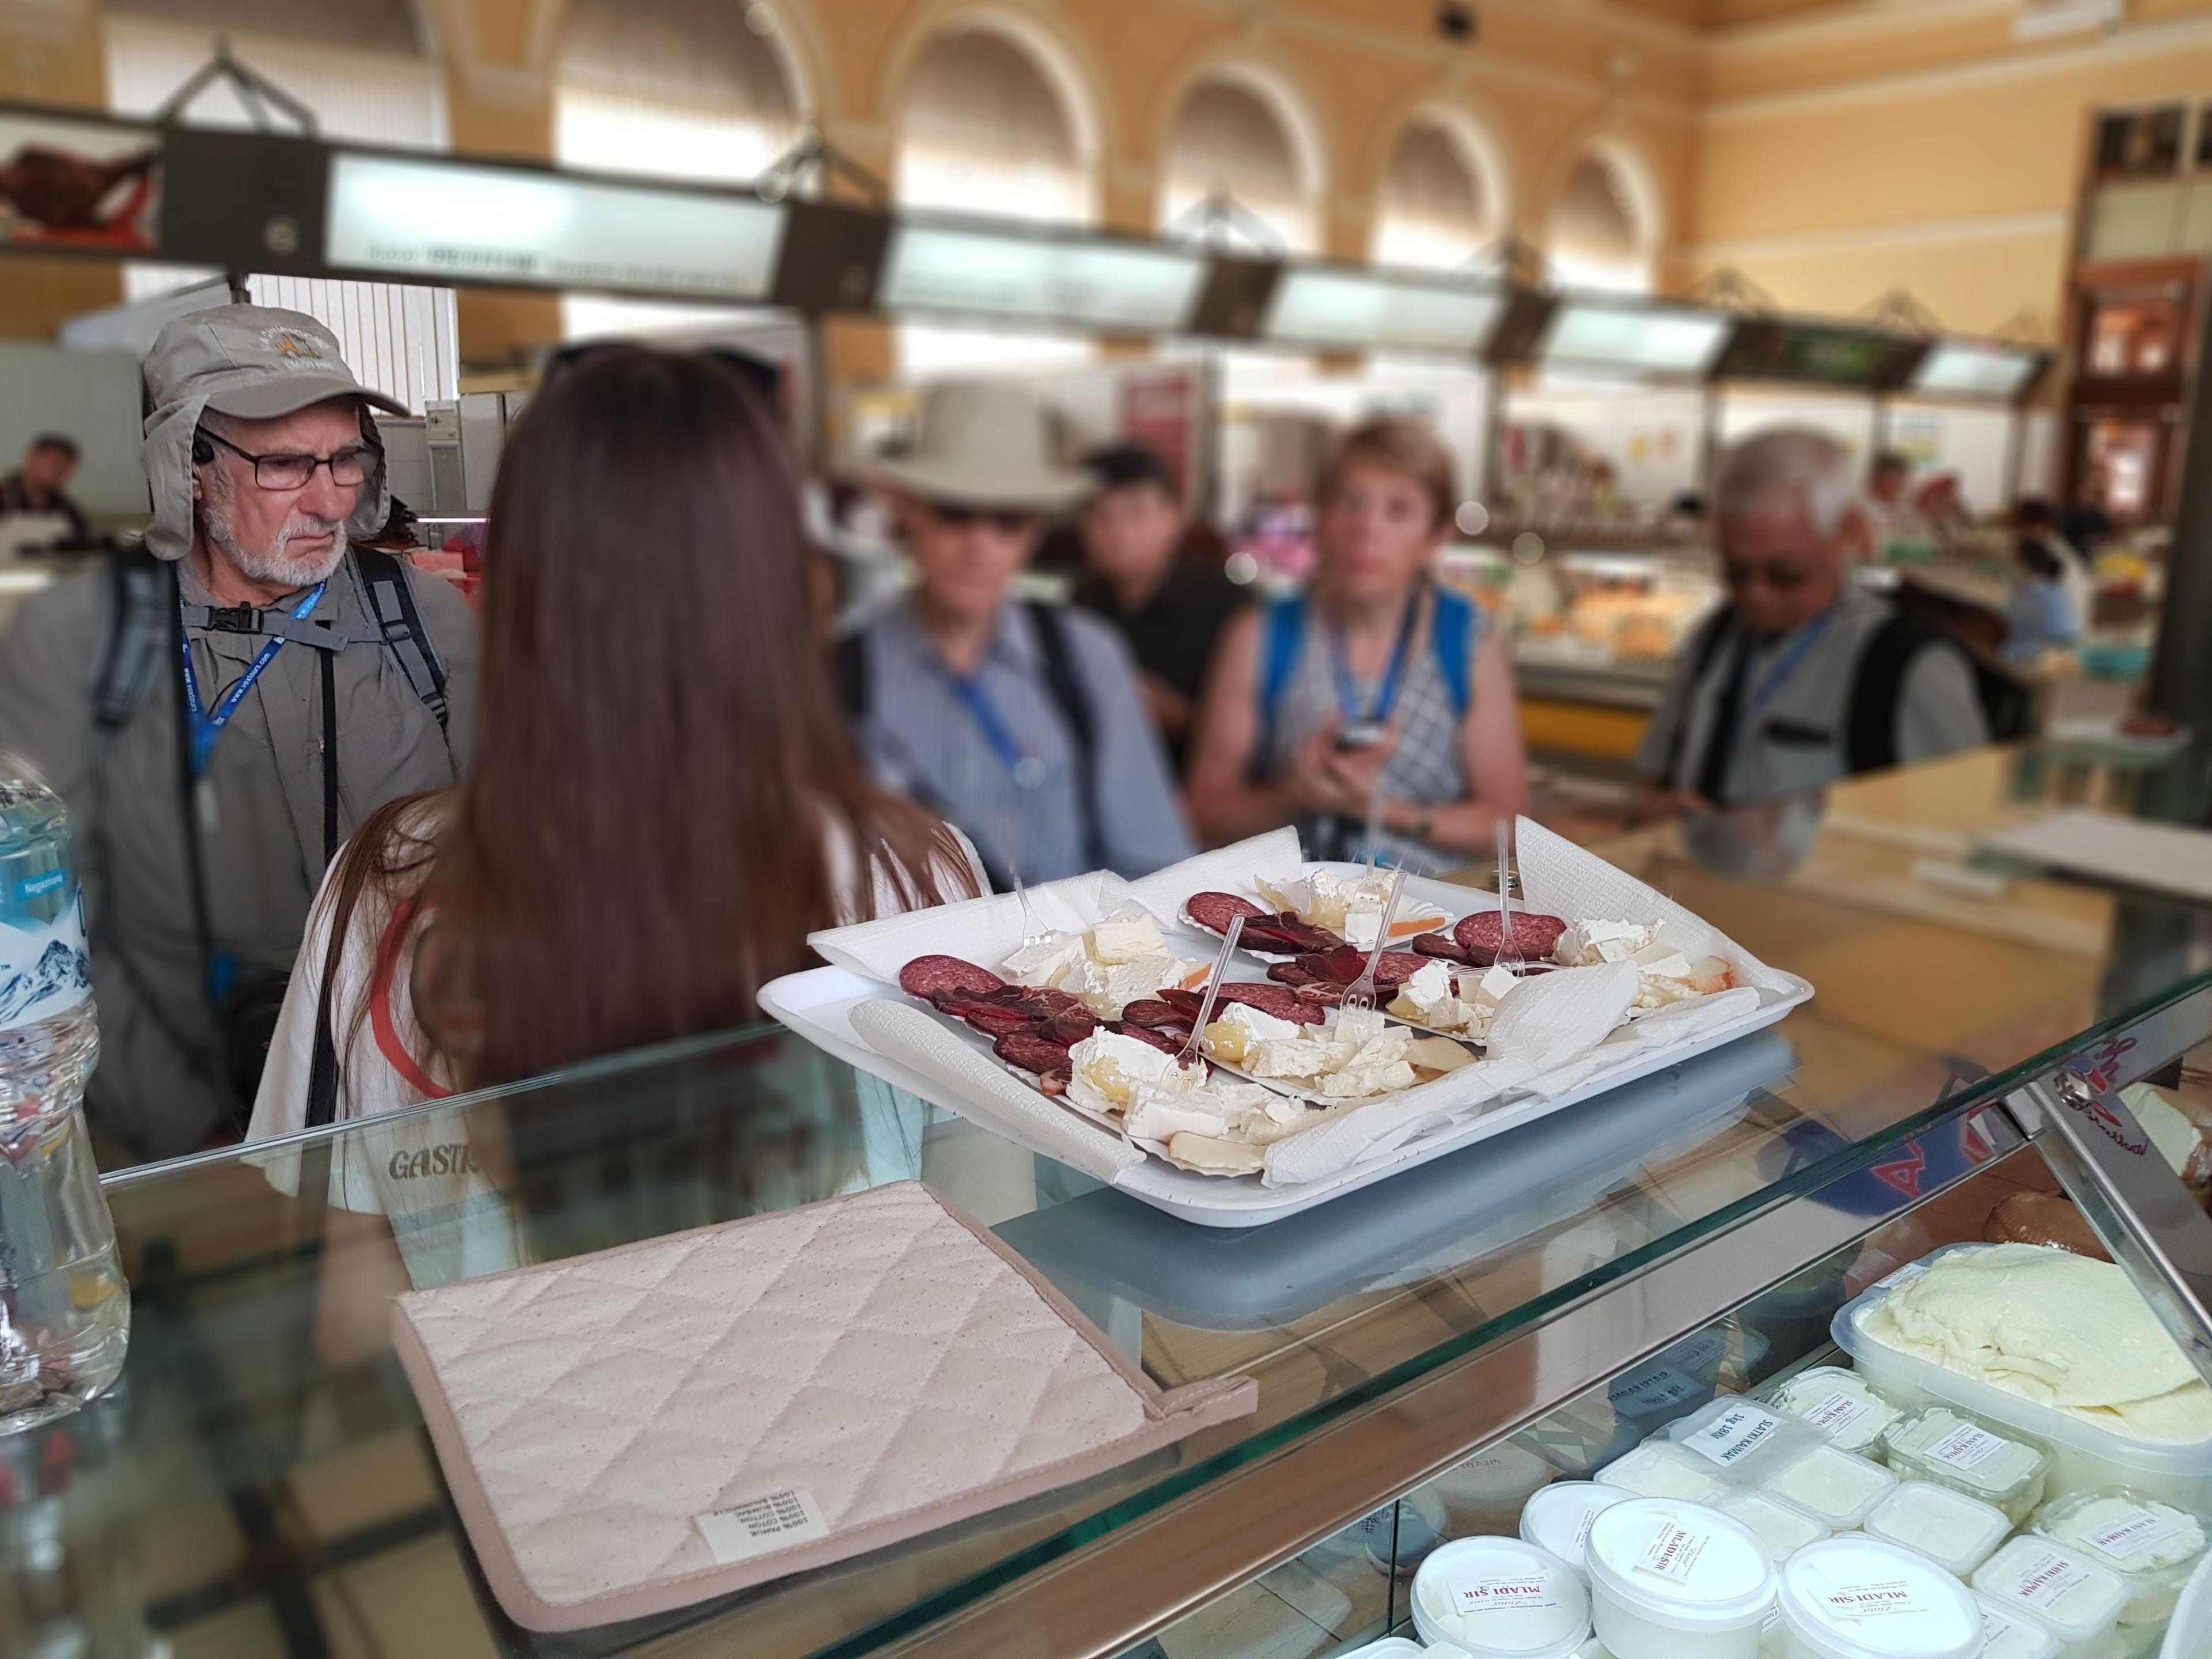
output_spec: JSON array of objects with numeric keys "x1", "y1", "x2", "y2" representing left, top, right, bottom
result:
[
  {"x1": 197, "y1": 427, "x2": 377, "y2": 491},
  {"x1": 926, "y1": 503, "x2": 1038, "y2": 534},
  {"x1": 1721, "y1": 557, "x2": 1815, "y2": 591}
]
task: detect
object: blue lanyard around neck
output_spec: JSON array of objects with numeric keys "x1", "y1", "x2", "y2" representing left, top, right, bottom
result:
[
  {"x1": 1730, "y1": 607, "x2": 1836, "y2": 743},
  {"x1": 179, "y1": 582, "x2": 327, "y2": 778},
  {"x1": 1325, "y1": 587, "x2": 1423, "y2": 728},
  {"x1": 943, "y1": 666, "x2": 1047, "y2": 789}
]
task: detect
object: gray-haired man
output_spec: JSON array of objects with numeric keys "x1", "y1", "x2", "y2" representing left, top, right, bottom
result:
[
  {"x1": 0, "y1": 305, "x2": 475, "y2": 1162},
  {"x1": 1632, "y1": 427, "x2": 1988, "y2": 823}
]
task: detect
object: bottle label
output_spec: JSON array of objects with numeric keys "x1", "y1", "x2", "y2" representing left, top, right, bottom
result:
[
  {"x1": 1927, "y1": 1423, "x2": 2008, "y2": 1471},
  {"x1": 1683, "y1": 1403, "x2": 1787, "y2": 1467},
  {"x1": 0, "y1": 883, "x2": 89, "y2": 1034}
]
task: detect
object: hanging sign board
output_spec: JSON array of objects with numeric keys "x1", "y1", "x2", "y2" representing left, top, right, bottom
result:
[
  {"x1": 1261, "y1": 267, "x2": 1505, "y2": 355},
  {"x1": 878, "y1": 219, "x2": 1207, "y2": 334}
]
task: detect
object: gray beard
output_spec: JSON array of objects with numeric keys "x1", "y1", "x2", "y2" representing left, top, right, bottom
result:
[{"x1": 207, "y1": 515, "x2": 349, "y2": 592}]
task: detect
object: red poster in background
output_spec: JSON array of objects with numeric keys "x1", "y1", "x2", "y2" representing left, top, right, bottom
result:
[
  {"x1": 0, "y1": 113, "x2": 159, "y2": 253},
  {"x1": 1117, "y1": 368, "x2": 1200, "y2": 506}
]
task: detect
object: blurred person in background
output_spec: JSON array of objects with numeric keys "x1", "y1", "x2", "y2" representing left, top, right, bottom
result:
[
  {"x1": 2014, "y1": 497, "x2": 2094, "y2": 627},
  {"x1": 0, "y1": 306, "x2": 472, "y2": 1163},
  {"x1": 1861, "y1": 448, "x2": 1916, "y2": 558},
  {"x1": 0, "y1": 432, "x2": 89, "y2": 547},
  {"x1": 1185, "y1": 417, "x2": 1531, "y2": 873},
  {"x1": 838, "y1": 382, "x2": 1194, "y2": 885},
  {"x1": 1633, "y1": 427, "x2": 1988, "y2": 823},
  {"x1": 1071, "y1": 442, "x2": 1241, "y2": 772},
  {"x1": 2003, "y1": 536, "x2": 2081, "y2": 665},
  {"x1": 2061, "y1": 461, "x2": 2118, "y2": 554}
]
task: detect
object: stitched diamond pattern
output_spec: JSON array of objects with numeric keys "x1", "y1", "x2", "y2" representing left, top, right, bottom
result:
[{"x1": 398, "y1": 1183, "x2": 1151, "y2": 1609}]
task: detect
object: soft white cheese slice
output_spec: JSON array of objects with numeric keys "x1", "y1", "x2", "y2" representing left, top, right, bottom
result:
[
  {"x1": 1091, "y1": 907, "x2": 1165, "y2": 964},
  {"x1": 1555, "y1": 918, "x2": 1655, "y2": 967},
  {"x1": 1124, "y1": 1088, "x2": 1234, "y2": 1143},
  {"x1": 1067, "y1": 1028, "x2": 1192, "y2": 1115},
  {"x1": 1002, "y1": 930, "x2": 1088, "y2": 986},
  {"x1": 1165, "y1": 1132, "x2": 1266, "y2": 1175}
]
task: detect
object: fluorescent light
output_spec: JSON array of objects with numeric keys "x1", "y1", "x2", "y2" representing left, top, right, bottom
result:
[
  {"x1": 1262, "y1": 268, "x2": 1503, "y2": 354},
  {"x1": 880, "y1": 223, "x2": 1206, "y2": 334},
  {"x1": 1541, "y1": 299, "x2": 1731, "y2": 377},
  {"x1": 325, "y1": 152, "x2": 787, "y2": 300},
  {"x1": 1910, "y1": 343, "x2": 2042, "y2": 400}
]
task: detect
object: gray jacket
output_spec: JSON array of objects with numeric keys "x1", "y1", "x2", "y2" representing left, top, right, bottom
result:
[{"x1": 0, "y1": 551, "x2": 476, "y2": 1160}]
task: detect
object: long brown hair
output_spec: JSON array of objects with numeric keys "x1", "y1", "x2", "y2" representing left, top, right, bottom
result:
[{"x1": 323, "y1": 347, "x2": 968, "y2": 1095}]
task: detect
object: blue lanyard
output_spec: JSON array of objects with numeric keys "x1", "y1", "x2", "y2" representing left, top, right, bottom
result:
[
  {"x1": 945, "y1": 668, "x2": 1047, "y2": 789},
  {"x1": 1325, "y1": 588, "x2": 1423, "y2": 728},
  {"x1": 179, "y1": 582, "x2": 326, "y2": 778},
  {"x1": 1732, "y1": 607, "x2": 1836, "y2": 742}
]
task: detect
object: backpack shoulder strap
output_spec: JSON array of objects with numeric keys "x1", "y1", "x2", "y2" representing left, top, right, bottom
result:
[
  {"x1": 91, "y1": 543, "x2": 175, "y2": 734},
  {"x1": 1255, "y1": 591, "x2": 1308, "y2": 759},
  {"x1": 1025, "y1": 601, "x2": 1105, "y2": 870},
  {"x1": 1846, "y1": 611, "x2": 1933, "y2": 775},
  {"x1": 1661, "y1": 607, "x2": 1737, "y2": 790},
  {"x1": 351, "y1": 549, "x2": 450, "y2": 731},
  {"x1": 1429, "y1": 585, "x2": 1478, "y2": 721},
  {"x1": 833, "y1": 629, "x2": 870, "y2": 722}
]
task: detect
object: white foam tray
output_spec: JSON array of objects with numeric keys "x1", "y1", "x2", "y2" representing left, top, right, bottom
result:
[{"x1": 762, "y1": 865, "x2": 1810, "y2": 1230}]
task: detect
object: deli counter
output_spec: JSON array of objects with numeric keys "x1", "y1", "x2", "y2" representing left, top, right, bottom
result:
[{"x1": 17, "y1": 741, "x2": 2212, "y2": 1659}]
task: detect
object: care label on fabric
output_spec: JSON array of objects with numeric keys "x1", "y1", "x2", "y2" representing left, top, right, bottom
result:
[
  {"x1": 1822, "y1": 1579, "x2": 1932, "y2": 1621},
  {"x1": 1455, "y1": 1577, "x2": 1559, "y2": 1615},
  {"x1": 1638, "y1": 1521, "x2": 1711, "y2": 1582},
  {"x1": 1683, "y1": 1403, "x2": 1787, "y2": 1468},
  {"x1": 1612, "y1": 1366, "x2": 1703, "y2": 1416},
  {"x1": 2088, "y1": 1507, "x2": 2183, "y2": 1563},
  {"x1": 1874, "y1": 1261, "x2": 1930, "y2": 1290},
  {"x1": 1801, "y1": 1391, "x2": 1874, "y2": 1438},
  {"x1": 1927, "y1": 1423, "x2": 2007, "y2": 1471},
  {"x1": 2010, "y1": 1551, "x2": 2092, "y2": 1614},
  {"x1": 694, "y1": 1487, "x2": 831, "y2": 1564}
]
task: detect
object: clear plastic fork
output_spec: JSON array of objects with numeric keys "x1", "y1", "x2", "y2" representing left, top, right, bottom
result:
[
  {"x1": 1175, "y1": 915, "x2": 1244, "y2": 1072},
  {"x1": 1337, "y1": 869, "x2": 1405, "y2": 1018},
  {"x1": 1492, "y1": 818, "x2": 1525, "y2": 976}
]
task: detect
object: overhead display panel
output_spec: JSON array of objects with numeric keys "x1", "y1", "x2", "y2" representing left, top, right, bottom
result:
[
  {"x1": 1908, "y1": 342, "x2": 2045, "y2": 401},
  {"x1": 1712, "y1": 320, "x2": 1926, "y2": 390},
  {"x1": 1261, "y1": 268, "x2": 1505, "y2": 355},
  {"x1": 1539, "y1": 297, "x2": 1732, "y2": 378},
  {"x1": 324, "y1": 151, "x2": 787, "y2": 300},
  {"x1": 879, "y1": 221, "x2": 1207, "y2": 334}
]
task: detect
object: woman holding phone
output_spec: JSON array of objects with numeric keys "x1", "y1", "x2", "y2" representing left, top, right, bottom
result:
[{"x1": 1185, "y1": 417, "x2": 1531, "y2": 872}]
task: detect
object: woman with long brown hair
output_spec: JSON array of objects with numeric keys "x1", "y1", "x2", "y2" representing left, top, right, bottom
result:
[{"x1": 245, "y1": 347, "x2": 976, "y2": 1190}]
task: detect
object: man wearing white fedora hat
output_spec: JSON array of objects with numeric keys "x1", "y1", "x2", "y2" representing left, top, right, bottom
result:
[{"x1": 837, "y1": 381, "x2": 1194, "y2": 885}]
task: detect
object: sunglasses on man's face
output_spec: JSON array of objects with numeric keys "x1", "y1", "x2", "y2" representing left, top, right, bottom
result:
[
  {"x1": 928, "y1": 503, "x2": 1038, "y2": 535},
  {"x1": 1721, "y1": 557, "x2": 1815, "y2": 591}
]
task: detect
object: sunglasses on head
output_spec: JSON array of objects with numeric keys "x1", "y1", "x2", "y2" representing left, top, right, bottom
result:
[
  {"x1": 1721, "y1": 558, "x2": 1814, "y2": 591},
  {"x1": 927, "y1": 503, "x2": 1037, "y2": 533}
]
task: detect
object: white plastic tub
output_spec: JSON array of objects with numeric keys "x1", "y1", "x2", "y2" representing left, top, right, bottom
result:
[
  {"x1": 1974, "y1": 1593, "x2": 2064, "y2": 1659},
  {"x1": 1832, "y1": 1245, "x2": 2212, "y2": 1509},
  {"x1": 1761, "y1": 1446, "x2": 1898, "y2": 1531},
  {"x1": 1411, "y1": 1536, "x2": 1592, "y2": 1658},
  {"x1": 1522, "y1": 1482, "x2": 1634, "y2": 1580},
  {"x1": 1972, "y1": 1536, "x2": 2131, "y2": 1654},
  {"x1": 1862, "y1": 1481, "x2": 2012, "y2": 1578},
  {"x1": 2033, "y1": 1490, "x2": 2211, "y2": 1629},
  {"x1": 1775, "y1": 1536, "x2": 1983, "y2": 1659},
  {"x1": 1584, "y1": 1497, "x2": 1775, "y2": 1659},
  {"x1": 1596, "y1": 1442, "x2": 1732, "y2": 1505},
  {"x1": 1719, "y1": 1490, "x2": 1831, "y2": 1565}
]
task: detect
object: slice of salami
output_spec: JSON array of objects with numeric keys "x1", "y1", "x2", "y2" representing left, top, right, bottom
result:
[
  {"x1": 1119, "y1": 999, "x2": 1191, "y2": 1031},
  {"x1": 1187, "y1": 892, "x2": 1266, "y2": 934},
  {"x1": 1453, "y1": 910, "x2": 1568, "y2": 965},
  {"x1": 1157, "y1": 987, "x2": 1204, "y2": 1018},
  {"x1": 1412, "y1": 930, "x2": 1474, "y2": 964},
  {"x1": 964, "y1": 1006, "x2": 1037, "y2": 1039},
  {"x1": 1107, "y1": 1020, "x2": 1183, "y2": 1055},
  {"x1": 900, "y1": 955, "x2": 1005, "y2": 998},
  {"x1": 996, "y1": 1031, "x2": 1074, "y2": 1075}
]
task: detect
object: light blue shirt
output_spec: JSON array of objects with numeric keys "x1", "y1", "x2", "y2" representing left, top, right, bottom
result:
[
  {"x1": 848, "y1": 599, "x2": 1196, "y2": 884},
  {"x1": 2005, "y1": 577, "x2": 2079, "y2": 662}
]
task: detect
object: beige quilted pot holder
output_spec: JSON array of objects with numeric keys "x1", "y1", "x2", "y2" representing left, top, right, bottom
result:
[{"x1": 390, "y1": 1181, "x2": 1257, "y2": 1631}]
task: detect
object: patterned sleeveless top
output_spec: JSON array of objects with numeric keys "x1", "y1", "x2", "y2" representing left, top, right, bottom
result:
[{"x1": 1257, "y1": 585, "x2": 1487, "y2": 875}]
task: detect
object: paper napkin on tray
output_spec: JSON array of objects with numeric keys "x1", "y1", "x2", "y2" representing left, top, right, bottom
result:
[{"x1": 809, "y1": 868, "x2": 1139, "y2": 986}]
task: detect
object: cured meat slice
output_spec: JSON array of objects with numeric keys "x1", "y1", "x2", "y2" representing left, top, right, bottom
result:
[
  {"x1": 995, "y1": 1031, "x2": 1074, "y2": 1075},
  {"x1": 1215, "y1": 983, "x2": 1328, "y2": 1026},
  {"x1": 963, "y1": 1006, "x2": 1036, "y2": 1039},
  {"x1": 1186, "y1": 892, "x2": 1266, "y2": 933},
  {"x1": 1293, "y1": 980, "x2": 1344, "y2": 1007},
  {"x1": 1157, "y1": 987, "x2": 1204, "y2": 1018},
  {"x1": 1237, "y1": 919, "x2": 1315, "y2": 956},
  {"x1": 1412, "y1": 931, "x2": 1474, "y2": 964},
  {"x1": 1453, "y1": 910, "x2": 1568, "y2": 966},
  {"x1": 1118, "y1": 999, "x2": 1190, "y2": 1031},
  {"x1": 1107, "y1": 1021, "x2": 1183, "y2": 1055},
  {"x1": 1036, "y1": 1009, "x2": 1100, "y2": 1047},
  {"x1": 1009, "y1": 986, "x2": 1084, "y2": 1016},
  {"x1": 1037, "y1": 1067, "x2": 1071, "y2": 1097},
  {"x1": 902, "y1": 955, "x2": 1005, "y2": 998},
  {"x1": 1267, "y1": 960, "x2": 1317, "y2": 986},
  {"x1": 1302, "y1": 946, "x2": 1423, "y2": 987}
]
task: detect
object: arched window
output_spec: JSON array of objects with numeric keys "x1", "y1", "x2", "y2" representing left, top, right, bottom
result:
[
  {"x1": 1374, "y1": 116, "x2": 1494, "y2": 271},
  {"x1": 895, "y1": 25, "x2": 1094, "y2": 376},
  {"x1": 1160, "y1": 75, "x2": 1315, "y2": 255},
  {"x1": 1548, "y1": 149, "x2": 1654, "y2": 294},
  {"x1": 554, "y1": 0, "x2": 803, "y2": 336}
]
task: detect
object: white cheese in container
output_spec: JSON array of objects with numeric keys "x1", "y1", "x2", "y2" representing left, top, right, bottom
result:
[
  {"x1": 1719, "y1": 1490, "x2": 1831, "y2": 1564},
  {"x1": 1883, "y1": 1406, "x2": 2050, "y2": 1524},
  {"x1": 1969, "y1": 1592, "x2": 2062, "y2": 1659},
  {"x1": 1411, "y1": 1536, "x2": 1593, "y2": 1658},
  {"x1": 1656, "y1": 1399, "x2": 1825, "y2": 1488},
  {"x1": 1861, "y1": 1480, "x2": 2012, "y2": 1578},
  {"x1": 1971, "y1": 1536, "x2": 2130, "y2": 1651},
  {"x1": 1774, "y1": 1537, "x2": 1982, "y2": 1659},
  {"x1": 1597, "y1": 1443, "x2": 1732, "y2": 1505},
  {"x1": 1522, "y1": 1482, "x2": 1635, "y2": 1580},
  {"x1": 1762, "y1": 1446, "x2": 1897, "y2": 1531},
  {"x1": 2031, "y1": 1488, "x2": 2209, "y2": 1626},
  {"x1": 1764, "y1": 1368, "x2": 1904, "y2": 1456},
  {"x1": 1583, "y1": 1497, "x2": 1775, "y2": 1659}
]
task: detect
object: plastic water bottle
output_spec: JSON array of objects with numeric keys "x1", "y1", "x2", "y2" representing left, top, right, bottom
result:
[{"x1": 0, "y1": 757, "x2": 126, "y2": 1433}]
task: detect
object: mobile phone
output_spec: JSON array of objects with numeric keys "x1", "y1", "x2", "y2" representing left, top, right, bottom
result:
[{"x1": 1336, "y1": 721, "x2": 1389, "y2": 751}]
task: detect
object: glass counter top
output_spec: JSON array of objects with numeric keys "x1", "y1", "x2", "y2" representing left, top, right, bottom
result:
[{"x1": 14, "y1": 744, "x2": 2212, "y2": 1659}]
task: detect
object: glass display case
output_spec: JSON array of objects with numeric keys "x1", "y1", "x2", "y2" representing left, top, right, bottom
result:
[{"x1": 13, "y1": 743, "x2": 2212, "y2": 1659}]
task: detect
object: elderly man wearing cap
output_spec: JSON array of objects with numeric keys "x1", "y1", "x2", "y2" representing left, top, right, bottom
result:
[
  {"x1": 0, "y1": 305, "x2": 475, "y2": 1162},
  {"x1": 836, "y1": 382, "x2": 1193, "y2": 885}
]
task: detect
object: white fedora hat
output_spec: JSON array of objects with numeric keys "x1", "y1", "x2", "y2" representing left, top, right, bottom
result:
[{"x1": 868, "y1": 380, "x2": 1090, "y2": 513}]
